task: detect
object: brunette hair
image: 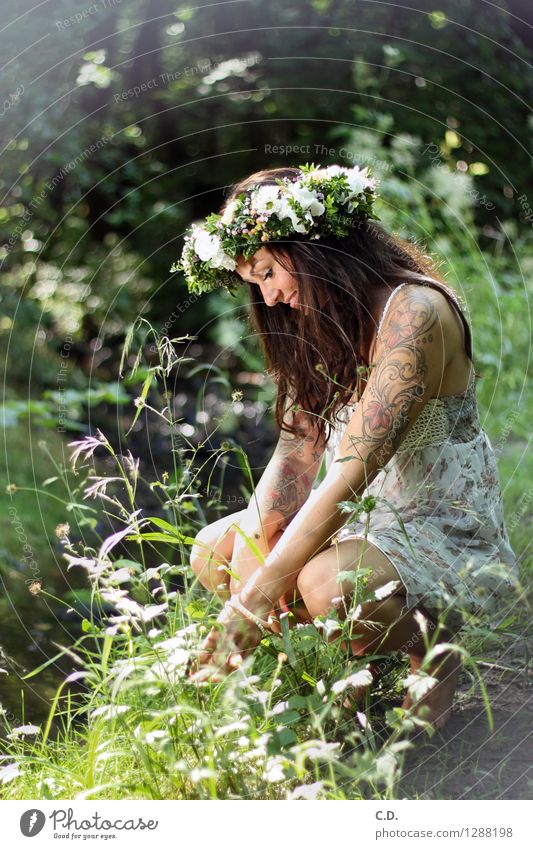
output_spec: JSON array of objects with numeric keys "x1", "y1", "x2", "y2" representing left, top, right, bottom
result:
[{"x1": 221, "y1": 166, "x2": 457, "y2": 447}]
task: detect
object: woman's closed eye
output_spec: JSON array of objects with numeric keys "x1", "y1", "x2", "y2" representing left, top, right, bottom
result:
[{"x1": 243, "y1": 268, "x2": 273, "y2": 285}]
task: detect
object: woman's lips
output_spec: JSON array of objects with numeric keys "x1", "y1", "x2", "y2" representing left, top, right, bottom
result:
[{"x1": 289, "y1": 291, "x2": 298, "y2": 308}]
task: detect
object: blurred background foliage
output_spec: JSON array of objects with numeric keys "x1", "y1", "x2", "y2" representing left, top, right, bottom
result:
[
  {"x1": 1, "y1": 0, "x2": 532, "y2": 360},
  {"x1": 0, "y1": 0, "x2": 532, "y2": 640},
  {"x1": 0, "y1": 0, "x2": 531, "y2": 518}
]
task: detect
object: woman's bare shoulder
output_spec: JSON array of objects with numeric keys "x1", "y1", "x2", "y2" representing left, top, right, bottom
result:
[{"x1": 389, "y1": 282, "x2": 464, "y2": 343}]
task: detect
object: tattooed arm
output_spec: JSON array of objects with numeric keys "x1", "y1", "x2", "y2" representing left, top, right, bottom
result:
[
  {"x1": 229, "y1": 395, "x2": 326, "y2": 591},
  {"x1": 234, "y1": 285, "x2": 455, "y2": 612}
]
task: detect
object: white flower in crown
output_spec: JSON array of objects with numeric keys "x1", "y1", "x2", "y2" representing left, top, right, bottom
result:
[
  {"x1": 273, "y1": 195, "x2": 306, "y2": 231},
  {"x1": 324, "y1": 165, "x2": 344, "y2": 177},
  {"x1": 344, "y1": 167, "x2": 369, "y2": 196},
  {"x1": 305, "y1": 164, "x2": 343, "y2": 181},
  {"x1": 220, "y1": 199, "x2": 240, "y2": 225},
  {"x1": 192, "y1": 226, "x2": 236, "y2": 270},
  {"x1": 306, "y1": 164, "x2": 370, "y2": 198},
  {"x1": 251, "y1": 183, "x2": 325, "y2": 230},
  {"x1": 287, "y1": 184, "x2": 325, "y2": 219},
  {"x1": 250, "y1": 184, "x2": 280, "y2": 214},
  {"x1": 258, "y1": 184, "x2": 325, "y2": 232}
]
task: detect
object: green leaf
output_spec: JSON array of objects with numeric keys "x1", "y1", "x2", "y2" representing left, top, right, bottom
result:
[
  {"x1": 335, "y1": 568, "x2": 372, "y2": 585},
  {"x1": 231, "y1": 525, "x2": 266, "y2": 565},
  {"x1": 280, "y1": 612, "x2": 297, "y2": 667},
  {"x1": 126, "y1": 369, "x2": 156, "y2": 436},
  {"x1": 272, "y1": 709, "x2": 301, "y2": 725}
]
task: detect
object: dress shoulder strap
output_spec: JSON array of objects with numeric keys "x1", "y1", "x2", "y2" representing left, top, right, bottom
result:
[{"x1": 374, "y1": 275, "x2": 473, "y2": 363}]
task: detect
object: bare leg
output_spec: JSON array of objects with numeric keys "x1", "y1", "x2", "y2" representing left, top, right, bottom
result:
[
  {"x1": 296, "y1": 537, "x2": 462, "y2": 728},
  {"x1": 190, "y1": 514, "x2": 299, "y2": 609},
  {"x1": 400, "y1": 615, "x2": 462, "y2": 731},
  {"x1": 190, "y1": 509, "x2": 249, "y2": 601}
]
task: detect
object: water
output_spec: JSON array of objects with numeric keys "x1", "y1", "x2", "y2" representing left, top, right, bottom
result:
[{"x1": 0, "y1": 575, "x2": 78, "y2": 729}]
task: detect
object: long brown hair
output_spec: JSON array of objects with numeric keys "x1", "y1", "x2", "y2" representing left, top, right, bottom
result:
[{"x1": 221, "y1": 166, "x2": 457, "y2": 447}]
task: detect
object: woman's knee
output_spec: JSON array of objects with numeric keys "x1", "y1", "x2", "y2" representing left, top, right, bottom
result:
[
  {"x1": 190, "y1": 509, "x2": 247, "y2": 591},
  {"x1": 296, "y1": 559, "x2": 333, "y2": 618},
  {"x1": 296, "y1": 537, "x2": 405, "y2": 620}
]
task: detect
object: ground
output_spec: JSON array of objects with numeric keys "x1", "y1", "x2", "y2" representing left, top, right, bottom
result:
[{"x1": 397, "y1": 649, "x2": 532, "y2": 799}]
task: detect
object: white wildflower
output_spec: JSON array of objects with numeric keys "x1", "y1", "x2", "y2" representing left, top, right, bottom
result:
[
  {"x1": 402, "y1": 672, "x2": 439, "y2": 702},
  {"x1": 102, "y1": 567, "x2": 133, "y2": 585},
  {"x1": 347, "y1": 603, "x2": 363, "y2": 621},
  {"x1": 100, "y1": 588, "x2": 142, "y2": 616},
  {"x1": 144, "y1": 730, "x2": 168, "y2": 745},
  {"x1": 189, "y1": 767, "x2": 217, "y2": 782},
  {"x1": 105, "y1": 615, "x2": 130, "y2": 636},
  {"x1": 139, "y1": 602, "x2": 168, "y2": 622},
  {"x1": 313, "y1": 617, "x2": 342, "y2": 639},
  {"x1": 331, "y1": 668, "x2": 374, "y2": 695},
  {"x1": 90, "y1": 704, "x2": 130, "y2": 720},
  {"x1": 63, "y1": 553, "x2": 110, "y2": 578},
  {"x1": 166, "y1": 648, "x2": 190, "y2": 668},
  {"x1": 214, "y1": 720, "x2": 249, "y2": 738},
  {"x1": 296, "y1": 740, "x2": 340, "y2": 763},
  {"x1": 413, "y1": 609, "x2": 428, "y2": 634},
  {"x1": 263, "y1": 756, "x2": 286, "y2": 783},
  {"x1": 356, "y1": 710, "x2": 369, "y2": 729},
  {"x1": 289, "y1": 780, "x2": 325, "y2": 800},
  {"x1": 0, "y1": 762, "x2": 21, "y2": 784},
  {"x1": 39, "y1": 775, "x2": 59, "y2": 794},
  {"x1": 374, "y1": 580, "x2": 401, "y2": 600},
  {"x1": 7, "y1": 724, "x2": 41, "y2": 738}
]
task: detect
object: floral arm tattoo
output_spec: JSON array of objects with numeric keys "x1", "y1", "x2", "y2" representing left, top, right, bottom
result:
[
  {"x1": 341, "y1": 288, "x2": 442, "y2": 477},
  {"x1": 267, "y1": 421, "x2": 323, "y2": 529}
]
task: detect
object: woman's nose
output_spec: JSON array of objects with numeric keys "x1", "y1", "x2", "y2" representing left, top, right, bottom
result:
[{"x1": 261, "y1": 283, "x2": 282, "y2": 306}]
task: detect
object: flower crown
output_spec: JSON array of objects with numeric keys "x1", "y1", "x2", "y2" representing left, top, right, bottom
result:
[{"x1": 171, "y1": 162, "x2": 381, "y2": 295}]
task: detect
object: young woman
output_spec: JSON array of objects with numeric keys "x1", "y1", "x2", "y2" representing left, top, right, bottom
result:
[{"x1": 175, "y1": 164, "x2": 519, "y2": 730}]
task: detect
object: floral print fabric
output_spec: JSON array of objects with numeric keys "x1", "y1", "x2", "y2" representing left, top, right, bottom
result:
[{"x1": 324, "y1": 350, "x2": 519, "y2": 634}]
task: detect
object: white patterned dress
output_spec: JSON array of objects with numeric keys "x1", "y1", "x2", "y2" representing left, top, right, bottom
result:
[{"x1": 323, "y1": 277, "x2": 520, "y2": 632}]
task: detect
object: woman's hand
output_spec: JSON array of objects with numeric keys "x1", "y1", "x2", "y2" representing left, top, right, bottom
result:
[{"x1": 189, "y1": 601, "x2": 266, "y2": 681}]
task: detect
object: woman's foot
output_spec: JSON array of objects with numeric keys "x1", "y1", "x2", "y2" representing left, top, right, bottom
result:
[{"x1": 402, "y1": 649, "x2": 462, "y2": 731}]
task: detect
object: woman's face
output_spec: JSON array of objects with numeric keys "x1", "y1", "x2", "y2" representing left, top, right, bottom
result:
[{"x1": 235, "y1": 247, "x2": 303, "y2": 310}]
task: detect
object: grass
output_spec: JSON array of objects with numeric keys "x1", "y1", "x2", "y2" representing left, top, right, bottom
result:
[{"x1": 0, "y1": 232, "x2": 531, "y2": 801}]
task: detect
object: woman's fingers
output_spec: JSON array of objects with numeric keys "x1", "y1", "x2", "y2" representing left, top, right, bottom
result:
[
  {"x1": 196, "y1": 627, "x2": 220, "y2": 663},
  {"x1": 188, "y1": 612, "x2": 264, "y2": 682}
]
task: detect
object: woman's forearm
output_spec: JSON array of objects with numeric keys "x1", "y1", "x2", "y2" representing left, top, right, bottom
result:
[
  {"x1": 230, "y1": 511, "x2": 283, "y2": 591},
  {"x1": 230, "y1": 419, "x2": 323, "y2": 586},
  {"x1": 228, "y1": 463, "x2": 315, "y2": 590},
  {"x1": 239, "y1": 474, "x2": 355, "y2": 613}
]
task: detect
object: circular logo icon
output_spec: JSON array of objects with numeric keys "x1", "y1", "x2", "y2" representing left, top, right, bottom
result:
[{"x1": 20, "y1": 810, "x2": 46, "y2": 837}]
